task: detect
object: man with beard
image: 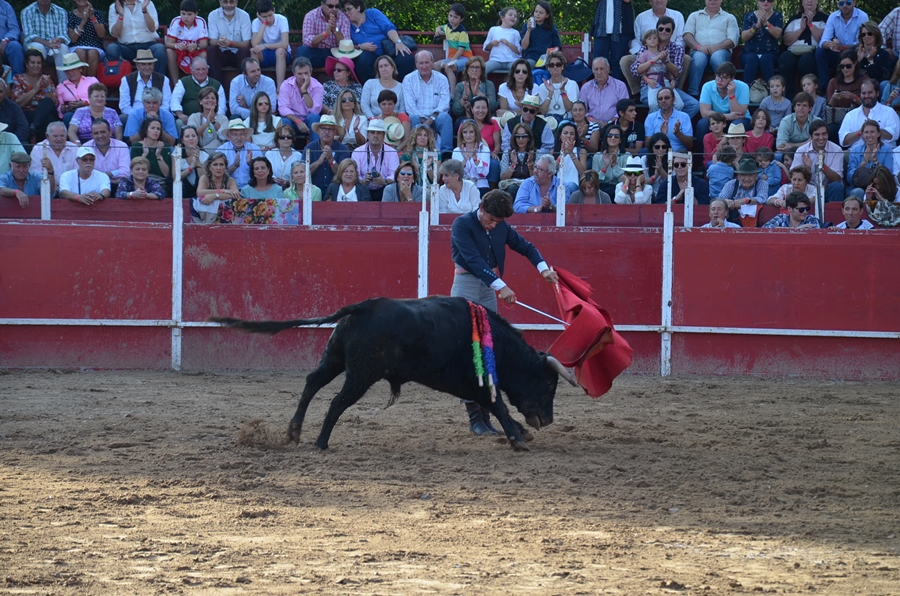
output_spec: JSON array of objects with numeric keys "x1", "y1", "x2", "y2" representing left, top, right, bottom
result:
[
  {"x1": 838, "y1": 80, "x2": 899, "y2": 148},
  {"x1": 206, "y1": 0, "x2": 251, "y2": 83}
]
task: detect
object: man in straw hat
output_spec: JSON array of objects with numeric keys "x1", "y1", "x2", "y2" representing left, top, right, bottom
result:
[
  {"x1": 119, "y1": 48, "x2": 171, "y2": 115},
  {"x1": 0, "y1": 151, "x2": 49, "y2": 206},
  {"x1": 351, "y1": 118, "x2": 398, "y2": 202},
  {"x1": 402, "y1": 51, "x2": 453, "y2": 160},
  {"x1": 450, "y1": 188, "x2": 559, "y2": 434},
  {"x1": 20, "y1": 0, "x2": 70, "y2": 78},
  {"x1": 500, "y1": 94, "x2": 554, "y2": 154},
  {"x1": 106, "y1": 0, "x2": 167, "y2": 75},
  {"x1": 58, "y1": 146, "x2": 110, "y2": 204},
  {"x1": 715, "y1": 156, "x2": 767, "y2": 210},
  {"x1": 218, "y1": 119, "x2": 260, "y2": 188},
  {"x1": 306, "y1": 114, "x2": 350, "y2": 194},
  {"x1": 295, "y1": 0, "x2": 352, "y2": 69}
]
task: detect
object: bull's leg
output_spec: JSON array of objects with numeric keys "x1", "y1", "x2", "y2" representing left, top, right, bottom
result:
[
  {"x1": 484, "y1": 399, "x2": 529, "y2": 451},
  {"x1": 315, "y1": 375, "x2": 376, "y2": 450},
  {"x1": 510, "y1": 419, "x2": 535, "y2": 443},
  {"x1": 288, "y1": 358, "x2": 345, "y2": 444}
]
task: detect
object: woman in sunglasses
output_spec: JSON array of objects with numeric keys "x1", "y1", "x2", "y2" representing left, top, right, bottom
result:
[
  {"x1": 498, "y1": 58, "x2": 532, "y2": 117},
  {"x1": 643, "y1": 132, "x2": 671, "y2": 196},
  {"x1": 826, "y1": 50, "x2": 867, "y2": 112},
  {"x1": 761, "y1": 190, "x2": 820, "y2": 228},
  {"x1": 452, "y1": 119, "x2": 491, "y2": 193},
  {"x1": 401, "y1": 125, "x2": 436, "y2": 184},
  {"x1": 499, "y1": 122, "x2": 535, "y2": 196},
  {"x1": 615, "y1": 156, "x2": 652, "y2": 205},
  {"x1": 322, "y1": 56, "x2": 362, "y2": 115},
  {"x1": 264, "y1": 124, "x2": 302, "y2": 187},
  {"x1": 382, "y1": 161, "x2": 422, "y2": 202},
  {"x1": 535, "y1": 50, "x2": 578, "y2": 121},
  {"x1": 553, "y1": 121, "x2": 586, "y2": 195},
  {"x1": 245, "y1": 91, "x2": 281, "y2": 150},
  {"x1": 853, "y1": 21, "x2": 893, "y2": 84},
  {"x1": 592, "y1": 124, "x2": 628, "y2": 198},
  {"x1": 654, "y1": 152, "x2": 710, "y2": 205},
  {"x1": 738, "y1": 0, "x2": 783, "y2": 87},
  {"x1": 333, "y1": 89, "x2": 367, "y2": 149}
]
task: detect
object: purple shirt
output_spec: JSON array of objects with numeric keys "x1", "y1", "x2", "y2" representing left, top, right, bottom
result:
[
  {"x1": 580, "y1": 76, "x2": 629, "y2": 123},
  {"x1": 70, "y1": 107, "x2": 122, "y2": 142}
]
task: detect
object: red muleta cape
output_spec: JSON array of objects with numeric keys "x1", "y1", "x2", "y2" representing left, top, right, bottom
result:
[{"x1": 548, "y1": 268, "x2": 633, "y2": 398}]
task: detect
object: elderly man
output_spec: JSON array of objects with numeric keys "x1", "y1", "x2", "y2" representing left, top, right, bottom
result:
[
  {"x1": 124, "y1": 87, "x2": 178, "y2": 144},
  {"x1": 0, "y1": 0, "x2": 24, "y2": 75},
  {"x1": 218, "y1": 119, "x2": 260, "y2": 188},
  {"x1": 351, "y1": 119, "x2": 398, "y2": 202},
  {"x1": 644, "y1": 88, "x2": 693, "y2": 152},
  {"x1": 838, "y1": 80, "x2": 900, "y2": 148},
  {"x1": 170, "y1": 57, "x2": 225, "y2": 125},
  {"x1": 29, "y1": 121, "x2": 76, "y2": 191},
  {"x1": 305, "y1": 114, "x2": 350, "y2": 194},
  {"x1": 500, "y1": 95, "x2": 554, "y2": 154},
  {"x1": 119, "y1": 49, "x2": 171, "y2": 115},
  {"x1": 716, "y1": 157, "x2": 767, "y2": 208},
  {"x1": 0, "y1": 152, "x2": 49, "y2": 207},
  {"x1": 627, "y1": 16, "x2": 698, "y2": 117},
  {"x1": 696, "y1": 62, "x2": 750, "y2": 149},
  {"x1": 0, "y1": 78, "x2": 29, "y2": 141},
  {"x1": 580, "y1": 57, "x2": 629, "y2": 124},
  {"x1": 59, "y1": 146, "x2": 110, "y2": 204},
  {"x1": 777, "y1": 92, "x2": 821, "y2": 153},
  {"x1": 402, "y1": 51, "x2": 453, "y2": 160},
  {"x1": 20, "y1": 0, "x2": 69, "y2": 77},
  {"x1": 228, "y1": 57, "x2": 277, "y2": 119},
  {"x1": 296, "y1": 0, "x2": 351, "y2": 69},
  {"x1": 84, "y1": 119, "x2": 130, "y2": 185},
  {"x1": 514, "y1": 154, "x2": 572, "y2": 213},
  {"x1": 682, "y1": 0, "x2": 739, "y2": 97},
  {"x1": 590, "y1": 0, "x2": 634, "y2": 80},
  {"x1": 278, "y1": 56, "x2": 323, "y2": 142},
  {"x1": 815, "y1": 0, "x2": 867, "y2": 93},
  {"x1": 795, "y1": 120, "x2": 844, "y2": 203},
  {"x1": 702, "y1": 198, "x2": 741, "y2": 228},
  {"x1": 107, "y1": 0, "x2": 166, "y2": 75},
  {"x1": 207, "y1": 0, "x2": 251, "y2": 83}
]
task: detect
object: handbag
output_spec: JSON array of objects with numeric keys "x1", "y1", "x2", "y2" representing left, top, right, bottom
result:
[
  {"x1": 788, "y1": 42, "x2": 815, "y2": 55},
  {"x1": 382, "y1": 35, "x2": 417, "y2": 57},
  {"x1": 851, "y1": 162, "x2": 877, "y2": 190},
  {"x1": 95, "y1": 59, "x2": 132, "y2": 90},
  {"x1": 749, "y1": 79, "x2": 768, "y2": 104},
  {"x1": 563, "y1": 58, "x2": 593, "y2": 83},
  {"x1": 825, "y1": 105, "x2": 851, "y2": 125}
]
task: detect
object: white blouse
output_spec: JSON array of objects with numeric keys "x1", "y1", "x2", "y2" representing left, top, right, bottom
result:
[
  {"x1": 336, "y1": 184, "x2": 358, "y2": 202},
  {"x1": 244, "y1": 115, "x2": 282, "y2": 150},
  {"x1": 438, "y1": 179, "x2": 481, "y2": 213}
]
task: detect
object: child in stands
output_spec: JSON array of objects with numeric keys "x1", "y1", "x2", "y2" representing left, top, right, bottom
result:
[
  {"x1": 520, "y1": 1, "x2": 561, "y2": 67},
  {"x1": 708, "y1": 145, "x2": 736, "y2": 199},
  {"x1": 165, "y1": 0, "x2": 208, "y2": 82},
  {"x1": 250, "y1": 0, "x2": 291, "y2": 88},
  {"x1": 703, "y1": 111, "x2": 727, "y2": 167},
  {"x1": 745, "y1": 108, "x2": 775, "y2": 154},
  {"x1": 484, "y1": 7, "x2": 522, "y2": 74},
  {"x1": 759, "y1": 75, "x2": 791, "y2": 134},
  {"x1": 433, "y1": 3, "x2": 472, "y2": 91},
  {"x1": 801, "y1": 74, "x2": 827, "y2": 120},
  {"x1": 635, "y1": 29, "x2": 679, "y2": 113},
  {"x1": 753, "y1": 146, "x2": 784, "y2": 197}
]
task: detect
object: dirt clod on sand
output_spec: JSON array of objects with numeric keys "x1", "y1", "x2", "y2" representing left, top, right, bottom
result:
[{"x1": 1, "y1": 370, "x2": 899, "y2": 595}]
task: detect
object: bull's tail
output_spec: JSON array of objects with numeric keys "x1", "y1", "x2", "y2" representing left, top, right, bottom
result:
[{"x1": 208, "y1": 302, "x2": 367, "y2": 335}]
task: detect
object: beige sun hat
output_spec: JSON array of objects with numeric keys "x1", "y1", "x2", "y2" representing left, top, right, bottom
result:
[
  {"x1": 331, "y1": 39, "x2": 362, "y2": 60},
  {"x1": 312, "y1": 114, "x2": 340, "y2": 134},
  {"x1": 384, "y1": 118, "x2": 405, "y2": 144},
  {"x1": 366, "y1": 118, "x2": 387, "y2": 133},
  {"x1": 59, "y1": 53, "x2": 89, "y2": 71},
  {"x1": 225, "y1": 119, "x2": 249, "y2": 131},
  {"x1": 492, "y1": 111, "x2": 517, "y2": 129},
  {"x1": 522, "y1": 94, "x2": 542, "y2": 109},
  {"x1": 724, "y1": 122, "x2": 748, "y2": 138},
  {"x1": 539, "y1": 115, "x2": 558, "y2": 130},
  {"x1": 134, "y1": 49, "x2": 157, "y2": 63}
]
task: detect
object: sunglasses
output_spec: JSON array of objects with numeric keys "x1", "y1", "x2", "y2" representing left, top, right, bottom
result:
[
  {"x1": 278, "y1": 135, "x2": 294, "y2": 140},
  {"x1": 838, "y1": 0, "x2": 851, "y2": 6},
  {"x1": 673, "y1": 162, "x2": 687, "y2": 168},
  {"x1": 840, "y1": 63, "x2": 854, "y2": 69},
  {"x1": 399, "y1": 170, "x2": 414, "y2": 176},
  {"x1": 653, "y1": 144, "x2": 667, "y2": 149},
  {"x1": 333, "y1": 67, "x2": 348, "y2": 73},
  {"x1": 325, "y1": 2, "x2": 339, "y2": 6},
  {"x1": 795, "y1": 206, "x2": 811, "y2": 213},
  {"x1": 341, "y1": 97, "x2": 355, "y2": 102},
  {"x1": 625, "y1": 172, "x2": 639, "y2": 177},
  {"x1": 657, "y1": 27, "x2": 672, "y2": 32},
  {"x1": 522, "y1": 107, "x2": 536, "y2": 114},
  {"x1": 548, "y1": 62, "x2": 563, "y2": 68},
  {"x1": 861, "y1": 31, "x2": 875, "y2": 37},
  {"x1": 514, "y1": 69, "x2": 528, "y2": 74},
  {"x1": 514, "y1": 134, "x2": 530, "y2": 139},
  {"x1": 606, "y1": 133, "x2": 620, "y2": 138}
]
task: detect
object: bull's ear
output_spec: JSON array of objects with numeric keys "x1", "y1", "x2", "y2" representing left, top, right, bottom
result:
[{"x1": 546, "y1": 356, "x2": 577, "y2": 386}]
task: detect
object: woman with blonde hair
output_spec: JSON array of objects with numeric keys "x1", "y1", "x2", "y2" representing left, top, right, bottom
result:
[
  {"x1": 193, "y1": 152, "x2": 240, "y2": 222},
  {"x1": 451, "y1": 119, "x2": 491, "y2": 192},
  {"x1": 283, "y1": 161, "x2": 322, "y2": 201},
  {"x1": 324, "y1": 158, "x2": 372, "y2": 201},
  {"x1": 334, "y1": 89, "x2": 367, "y2": 149},
  {"x1": 401, "y1": 124, "x2": 437, "y2": 184}
]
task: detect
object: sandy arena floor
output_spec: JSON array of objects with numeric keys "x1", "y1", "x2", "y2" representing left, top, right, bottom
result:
[{"x1": 1, "y1": 370, "x2": 899, "y2": 595}]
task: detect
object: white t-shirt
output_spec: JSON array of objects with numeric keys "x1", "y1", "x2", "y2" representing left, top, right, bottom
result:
[
  {"x1": 498, "y1": 83, "x2": 522, "y2": 111},
  {"x1": 59, "y1": 169, "x2": 111, "y2": 195},
  {"x1": 533, "y1": 79, "x2": 579, "y2": 116},
  {"x1": 485, "y1": 26, "x2": 521, "y2": 62},
  {"x1": 701, "y1": 221, "x2": 742, "y2": 228},
  {"x1": 558, "y1": 148, "x2": 582, "y2": 187},
  {"x1": 167, "y1": 16, "x2": 209, "y2": 43},
  {"x1": 252, "y1": 14, "x2": 289, "y2": 46},
  {"x1": 834, "y1": 219, "x2": 874, "y2": 229}
]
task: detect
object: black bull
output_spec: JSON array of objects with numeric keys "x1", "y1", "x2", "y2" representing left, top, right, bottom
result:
[{"x1": 210, "y1": 296, "x2": 577, "y2": 451}]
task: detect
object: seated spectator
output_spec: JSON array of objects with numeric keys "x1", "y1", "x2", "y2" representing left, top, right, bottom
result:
[
  {"x1": 707, "y1": 145, "x2": 736, "y2": 198},
  {"x1": 433, "y1": 3, "x2": 472, "y2": 90},
  {"x1": 228, "y1": 57, "x2": 276, "y2": 120},
  {"x1": 568, "y1": 170, "x2": 611, "y2": 204},
  {"x1": 738, "y1": 0, "x2": 783, "y2": 87},
  {"x1": 351, "y1": 118, "x2": 398, "y2": 202},
  {"x1": 683, "y1": 0, "x2": 739, "y2": 96},
  {"x1": 767, "y1": 164, "x2": 816, "y2": 207},
  {"x1": 500, "y1": 94, "x2": 554, "y2": 154},
  {"x1": 68, "y1": 84, "x2": 122, "y2": 144},
  {"x1": 165, "y1": 0, "x2": 208, "y2": 83},
  {"x1": 403, "y1": 51, "x2": 453, "y2": 160},
  {"x1": 218, "y1": 120, "x2": 261, "y2": 189},
  {"x1": 58, "y1": 146, "x2": 110, "y2": 204},
  {"x1": 176, "y1": 125, "x2": 208, "y2": 198},
  {"x1": 777, "y1": 92, "x2": 820, "y2": 153},
  {"x1": 703, "y1": 111, "x2": 727, "y2": 166},
  {"x1": 571, "y1": 99, "x2": 601, "y2": 155},
  {"x1": 187, "y1": 86, "x2": 228, "y2": 151},
  {"x1": 170, "y1": 57, "x2": 225, "y2": 126},
  {"x1": 296, "y1": 0, "x2": 351, "y2": 69},
  {"x1": 535, "y1": 51, "x2": 578, "y2": 121},
  {"x1": 279, "y1": 57, "x2": 323, "y2": 142},
  {"x1": 702, "y1": 197, "x2": 741, "y2": 228},
  {"x1": 592, "y1": 124, "x2": 628, "y2": 198},
  {"x1": 21, "y1": 0, "x2": 70, "y2": 78},
  {"x1": 265, "y1": 124, "x2": 302, "y2": 187},
  {"x1": 854, "y1": 21, "x2": 894, "y2": 84},
  {"x1": 553, "y1": 121, "x2": 587, "y2": 195},
  {"x1": 334, "y1": 89, "x2": 367, "y2": 150},
  {"x1": 68, "y1": 0, "x2": 107, "y2": 77},
  {"x1": 452, "y1": 119, "x2": 490, "y2": 193},
  {"x1": 244, "y1": 91, "x2": 281, "y2": 150},
  {"x1": 84, "y1": 118, "x2": 130, "y2": 185},
  {"x1": 626, "y1": 0, "x2": 685, "y2": 61},
  {"x1": 0, "y1": 0, "x2": 24, "y2": 76},
  {"x1": 863, "y1": 165, "x2": 898, "y2": 204},
  {"x1": 283, "y1": 161, "x2": 322, "y2": 201},
  {"x1": 106, "y1": 0, "x2": 166, "y2": 74},
  {"x1": 471, "y1": 96, "x2": 500, "y2": 179},
  {"x1": 802, "y1": 74, "x2": 827, "y2": 121},
  {"x1": 746, "y1": 108, "x2": 775, "y2": 155},
  {"x1": 616, "y1": 156, "x2": 653, "y2": 204},
  {"x1": 838, "y1": 80, "x2": 899, "y2": 148},
  {"x1": 124, "y1": 87, "x2": 177, "y2": 145},
  {"x1": 382, "y1": 161, "x2": 422, "y2": 202},
  {"x1": 323, "y1": 56, "x2": 361, "y2": 115},
  {"x1": 815, "y1": 0, "x2": 867, "y2": 93},
  {"x1": 644, "y1": 87, "x2": 693, "y2": 152},
  {"x1": 498, "y1": 58, "x2": 532, "y2": 117},
  {"x1": 759, "y1": 77, "x2": 791, "y2": 134},
  {"x1": 627, "y1": 16, "x2": 699, "y2": 117},
  {"x1": 655, "y1": 152, "x2": 710, "y2": 204},
  {"x1": 55, "y1": 52, "x2": 97, "y2": 124},
  {"x1": 207, "y1": 0, "x2": 252, "y2": 83},
  {"x1": 499, "y1": 122, "x2": 535, "y2": 197},
  {"x1": 324, "y1": 157, "x2": 371, "y2": 201},
  {"x1": 580, "y1": 57, "x2": 628, "y2": 124},
  {"x1": 514, "y1": 154, "x2": 571, "y2": 213},
  {"x1": 241, "y1": 156, "x2": 282, "y2": 198},
  {"x1": 306, "y1": 115, "x2": 350, "y2": 194},
  {"x1": 116, "y1": 156, "x2": 164, "y2": 199},
  {"x1": 834, "y1": 195, "x2": 873, "y2": 229},
  {"x1": 696, "y1": 62, "x2": 750, "y2": 150},
  {"x1": 129, "y1": 116, "x2": 171, "y2": 189},
  {"x1": 13, "y1": 50, "x2": 57, "y2": 141},
  {"x1": 882, "y1": 58, "x2": 900, "y2": 109},
  {"x1": 590, "y1": 0, "x2": 633, "y2": 80},
  {"x1": 633, "y1": 28, "x2": 682, "y2": 113},
  {"x1": 118, "y1": 49, "x2": 171, "y2": 116},
  {"x1": 372, "y1": 90, "x2": 409, "y2": 150},
  {"x1": 762, "y1": 190, "x2": 820, "y2": 228},
  {"x1": 825, "y1": 50, "x2": 867, "y2": 138},
  {"x1": 753, "y1": 146, "x2": 785, "y2": 197},
  {"x1": 439, "y1": 158, "x2": 482, "y2": 213},
  {"x1": 194, "y1": 151, "x2": 240, "y2": 222},
  {"x1": 342, "y1": 0, "x2": 415, "y2": 82},
  {"x1": 361, "y1": 55, "x2": 405, "y2": 119},
  {"x1": 251, "y1": 0, "x2": 290, "y2": 88},
  {"x1": 778, "y1": 1, "x2": 826, "y2": 99},
  {"x1": 644, "y1": 132, "x2": 671, "y2": 195},
  {"x1": 795, "y1": 119, "x2": 844, "y2": 202},
  {"x1": 0, "y1": 151, "x2": 49, "y2": 207},
  {"x1": 0, "y1": 78, "x2": 30, "y2": 145},
  {"x1": 520, "y1": 2, "x2": 560, "y2": 67},
  {"x1": 717, "y1": 157, "x2": 767, "y2": 208},
  {"x1": 451, "y1": 56, "x2": 499, "y2": 123},
  {"x1": 847, "y1": 120, "x2": 893, "y2": 198},
  {"x1": 29, "y1": 121, "x2": 76, "y2": 191},
  {"x1": 484, "y1": 6, "x2": 522, "y2": 75}
]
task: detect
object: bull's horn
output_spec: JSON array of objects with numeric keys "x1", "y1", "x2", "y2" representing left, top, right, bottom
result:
[{"x1": 547, "y1": 356, "x2": 577, "y2": 386}]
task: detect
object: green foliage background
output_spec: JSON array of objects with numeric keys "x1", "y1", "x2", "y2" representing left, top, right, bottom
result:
[{"x1": 8, "y1": 0, "x2": 898, "y2": 40}]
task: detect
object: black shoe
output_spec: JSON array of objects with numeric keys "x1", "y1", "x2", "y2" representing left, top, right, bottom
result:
[{"x1": 466, "y1": 402, "x2": 497, "y2": 436}]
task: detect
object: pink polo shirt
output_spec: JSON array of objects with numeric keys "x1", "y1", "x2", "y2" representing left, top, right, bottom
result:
[{"x1": 56, "y1": 76, "x2": 100, "y2": 118}]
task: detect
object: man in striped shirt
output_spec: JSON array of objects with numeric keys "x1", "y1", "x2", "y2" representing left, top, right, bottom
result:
[{"x1": 20, "y1": 0, "x2": 70, "y2": 78}]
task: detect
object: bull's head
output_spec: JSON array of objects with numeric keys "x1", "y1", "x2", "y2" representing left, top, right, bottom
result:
[{"x1": 505, "y1": 354, "x2": 577, "y2": 431}]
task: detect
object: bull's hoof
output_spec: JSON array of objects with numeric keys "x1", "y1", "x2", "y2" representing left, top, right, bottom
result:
[
  {"x1": 287, "y1": 420, "x2": 302, "y2": 444},
  {"x1": 315, "y1": 440, "x2": 329, "y2": 450},
  {"x1": 510, "y1": 439, "x2": 530, "y2": 451},
  {"x1": 521, "y1": 428, "x2": 535, "y2": 442}
]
